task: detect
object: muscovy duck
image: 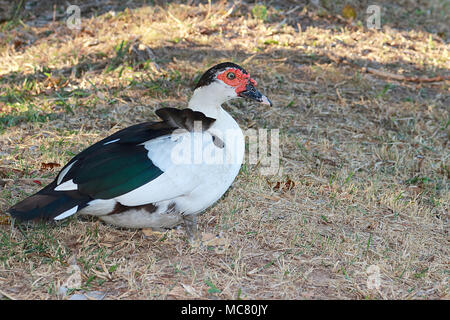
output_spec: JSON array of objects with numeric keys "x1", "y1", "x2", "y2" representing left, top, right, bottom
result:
[{"x1": 7, "y1": 62, "x2": 272, "y2": 240}]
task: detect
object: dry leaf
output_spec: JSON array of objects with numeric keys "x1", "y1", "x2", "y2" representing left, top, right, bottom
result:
[
  {"x1": 0, "y1": 167, "x2": 24, "y2": 178},
  {"x1": 267, "y1": 179, "x2": 296, "y2": 192},
  {"x1": 41, "y1": 162, "x2": 61, "y2": 170},
  {"x1": 248, "y1": 267, "x2": 260, "y2": 275},
  {"x1": 262, "y1": 194, "x2": 282, "y2": 201},
  {"x1": 142, "y1": 228, "x2": 164, "y2": 237},
  {"x1": 201, "y1": 232, "x2": 215, "y2": 242},
  {"x1": 0, "y1": 215, "x2": 11, "y2": 225},
  {"x1": 181, "y1": 283, "x2": 200, "y2": 297},
  {"x1": 167, "y1": 285, "x2": 187, "y2": 298},
  {"x1": 342, "y1": 4, "x2": 357, "y2": 20},
  {"x1": 201, "y1": 233, "x2": 230, "y2": 253},
  {"x1": 199, "y1": 27, "x2": 218, "y2": 35},
  {"x1": 63, "y1": 264, "x2": 82, "y2": 289},
  {"x1": 43, "y1": 75, "x2": 69, "y2": 89},
  {"x1": 0, "y1": 179, "x2": 13, "y2": 187}
]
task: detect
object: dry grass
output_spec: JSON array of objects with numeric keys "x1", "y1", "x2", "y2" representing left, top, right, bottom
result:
[{"x1": 0, "y1": 0, "x2": 448, "y2": 300}]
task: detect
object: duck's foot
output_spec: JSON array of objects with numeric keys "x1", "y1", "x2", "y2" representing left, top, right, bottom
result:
[{"x1": 183, "y1": 214, "x2": 202, "y2": 246}]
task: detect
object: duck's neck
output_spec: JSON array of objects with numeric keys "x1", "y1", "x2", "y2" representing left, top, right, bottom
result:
[{"x1": 188, "y1": 84, "x2": 230, "y2": 119}]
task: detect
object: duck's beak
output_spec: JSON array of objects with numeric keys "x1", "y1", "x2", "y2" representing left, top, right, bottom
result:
[{"x1": 238, "y1": 83, "x2": 272, "y2": 106}]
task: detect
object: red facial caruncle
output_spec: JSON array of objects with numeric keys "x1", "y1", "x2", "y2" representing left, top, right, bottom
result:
[{"x1": 217, "y1": 68, "x2": 258, "y2": 94}]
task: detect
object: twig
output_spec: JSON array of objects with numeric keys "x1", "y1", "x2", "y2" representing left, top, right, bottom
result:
[
  {"x1": 243, "y1": 53, "x2": 259, "y2": 65},
  {"x1": 266, "y1": 18, "x2": 287, "y2": 36},
  {"x1": 328, "y1": 53, "x2": 449, "y2": 83},
  {"x1": 1, "y1": 178, "x2": 53, "y2": 184},
  {"x1": 0, "y1": 288, "x2": 16, "y2": 300},
  {"x1": 203, "y1": 0, "x2": 212, "y2": 22},
  {"x1": 220, "y1": 3, "x2": 235, "y2": 20},
  {"x1": 286, "y1": 5, "x2": 301, "y2": 15},
  {"x1": 166, "y1": 11, "x2": 183, "y2": 26},
  {"x1": 365, "y1": 67, "x2": 448, "y2": 83}
]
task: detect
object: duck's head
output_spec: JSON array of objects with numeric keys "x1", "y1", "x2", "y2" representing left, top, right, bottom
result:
[{"x1": 192, "y1": 62, "x2": 272, "y2": 107}]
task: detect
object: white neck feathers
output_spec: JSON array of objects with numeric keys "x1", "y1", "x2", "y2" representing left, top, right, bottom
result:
[{"x1": 188, "y1": 82, "x2": 235, "y2": 119}]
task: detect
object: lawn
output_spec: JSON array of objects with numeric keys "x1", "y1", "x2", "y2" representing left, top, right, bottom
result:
[{"x1": 0, "y1": 0, "x2": 448, "y2": 299}]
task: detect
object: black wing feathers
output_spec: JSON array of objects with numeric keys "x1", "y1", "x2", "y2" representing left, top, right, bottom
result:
[
  {"x1": 155, "y1": 107, "x2": 215, "y2": 132},
  {"x1": 8, "y1": 108, "x2": 216, "y2": 222}
]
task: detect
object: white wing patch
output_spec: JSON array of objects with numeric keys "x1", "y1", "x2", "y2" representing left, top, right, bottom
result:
[
  {"x1": 57, "y1": 160, "x2": 77, "y2": 185},
  {"x1": 81, "y1": 199, "x2": 117, "y2": 216},
  {"x1": 114, "y1": 134, "x2": 198, "y2": 206},
  {"x1": 54, "y1": 179, "x2": 78, "y2": 191},
  {"x1": 54, "y1": 205, "x2": 78, "y2": 220},
  {"x1": 104, "y1": 138, "x2": 120, "y2": 145}
]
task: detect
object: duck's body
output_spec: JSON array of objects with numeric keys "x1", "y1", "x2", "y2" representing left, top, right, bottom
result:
[
  {"x1": 80, "y1": 107, "x2": 244, "y2": 231},
  {"x1": 8, "y1": 62, "x2": 271, "y2": 239}
]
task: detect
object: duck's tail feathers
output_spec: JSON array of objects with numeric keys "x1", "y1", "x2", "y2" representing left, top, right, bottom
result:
[{"x1": 7, "y1": 181, "x2": 90, "y2": 222}]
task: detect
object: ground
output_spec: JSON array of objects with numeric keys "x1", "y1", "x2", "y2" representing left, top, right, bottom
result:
[{"x1": 0, "y1": 0, "x2": 448, "y2": 300}]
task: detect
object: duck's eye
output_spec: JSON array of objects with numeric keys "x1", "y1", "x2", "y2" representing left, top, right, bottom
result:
[{"x1": 226, "y1": 72, "x2": 236, "y2": 80}]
